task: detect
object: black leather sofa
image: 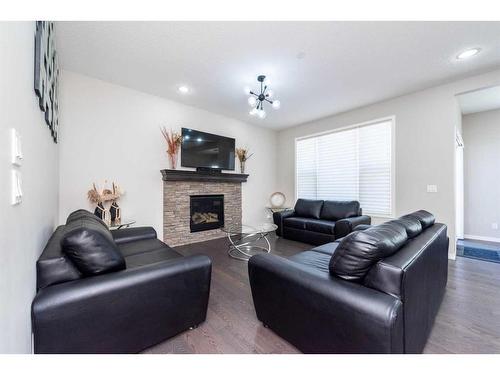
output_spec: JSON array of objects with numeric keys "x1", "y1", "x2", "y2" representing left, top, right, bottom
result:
[
  {"x1": 32, "y1": 210, "x2": 212, "y2": 354},
  {"x1": 273, "y1": 199, "x2": 371, "y2": 245},
  {"x1": 249, "y1": 210, "x2": 448, "y2": 353}
]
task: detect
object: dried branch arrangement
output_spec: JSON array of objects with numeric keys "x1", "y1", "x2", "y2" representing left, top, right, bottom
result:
[
  {"x1": 87, "y1": 181, "x2": 123, "y2": 203},
  {"x1": 236, "y1": 147, "x2": 253, "y2": 162},
  {"x1": 160, "y1": 127, "x2": 182, "y2": 156}
]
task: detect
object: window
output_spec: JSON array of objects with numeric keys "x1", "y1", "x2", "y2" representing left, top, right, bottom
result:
[{"x1": 295, "y1": 118, "x2": 394, "y2": 217}]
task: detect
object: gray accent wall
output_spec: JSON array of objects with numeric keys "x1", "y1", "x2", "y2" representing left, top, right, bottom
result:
[{"x1": 463, "y1": 108, "x2": 500, "y2": 241}]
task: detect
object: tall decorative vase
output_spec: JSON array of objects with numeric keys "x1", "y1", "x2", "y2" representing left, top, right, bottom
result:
[
  {"x1": 110, "y1": 200, "x2": 121, "y2": 223},
  {"x1": 168, "y1": 152, "x2": 178, "y2": 169},
  {"x1": 239, "y1": 160, "x2": 246, "y2": 174},
  {"x1": 94, "y1": 202, "x2": 106, "y2": 219}
]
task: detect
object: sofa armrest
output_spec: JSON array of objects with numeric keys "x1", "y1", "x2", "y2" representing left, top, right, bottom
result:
[
  {"x1": 248, "y1": 254, "x2": 403, "y2": 353},
  {"x1": 272, "y1": 210, "x2": 295, "y2": 237},
  {"x1": 32, "y1": 254, "x2": 211, "y2": 353},
  {"x1": 111, "y1": 226, "x2": 157, "y2": 244},
  {"x1": 334, "y1": 215, "x2": 371, "y2": 239}
]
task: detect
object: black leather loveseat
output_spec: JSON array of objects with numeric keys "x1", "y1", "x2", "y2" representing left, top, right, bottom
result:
[
  {"x1": 249, "y1": 210, "x2": 448, "y2": 353},
  {"x1": 273, "y1": 199, "x2": 371, "y2": 245},
  {"x1": 32, "y1": 210, "x2": 212, "y2": 354}
]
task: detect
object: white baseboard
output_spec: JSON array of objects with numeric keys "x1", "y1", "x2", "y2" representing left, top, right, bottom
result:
[{"x1": 463, "y1": 234, "x2": 500, "y2": 244}]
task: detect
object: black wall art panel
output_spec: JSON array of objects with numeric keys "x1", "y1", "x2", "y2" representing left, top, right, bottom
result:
[{"x1": 34, "y1": 21, "x2": 59, "y2": 143}]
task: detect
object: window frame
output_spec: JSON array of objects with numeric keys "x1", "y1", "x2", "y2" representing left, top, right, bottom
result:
[{"x1": 294, "y1": 115, "x2": 396, "y2": 219}]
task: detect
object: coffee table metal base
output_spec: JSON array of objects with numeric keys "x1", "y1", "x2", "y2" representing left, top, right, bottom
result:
[{"x1": 227, "y1": 232, "x2": 271, "y2": 261}]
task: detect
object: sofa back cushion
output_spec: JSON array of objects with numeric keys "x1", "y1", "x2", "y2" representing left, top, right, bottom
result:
[
  {"x1": 62, "y1": 216, "x2": 125, "y2": 276},
  {"x1": 329, "y1": 221, "x2": 408, "y2": 281},
  {"x1": 66, "y1": 209, "x2": 108, "y2": 229},
  {"x1": 388, "y1": 217, "x2": 422, "y2": 239},
  {"x1": 294, "y1": 199, "x2": 324, "y2": 219},
  {"x1": 403, "y1": 210, "x2": 435, "y2": 229},
  {"x1": 320, "y1": 200, "x2": 360, "y2": 221}
]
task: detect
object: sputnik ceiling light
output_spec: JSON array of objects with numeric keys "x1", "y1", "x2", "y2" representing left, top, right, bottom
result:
[{"x1": 245, "y1": 75, "x2": 280, "y2": 119}]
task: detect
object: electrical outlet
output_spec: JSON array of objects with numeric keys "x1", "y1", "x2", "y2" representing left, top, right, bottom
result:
[
  {"x1": 427, "y1": 184, "x2": 438, "y2": 193},
  {"x1": 492, "y1": 223, "x2": 498, "y2": 230}
]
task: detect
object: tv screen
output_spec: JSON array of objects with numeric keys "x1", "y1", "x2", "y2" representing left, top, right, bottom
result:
[{"x1": 181, "y1": 128, "x2": 235, "y2": 170}]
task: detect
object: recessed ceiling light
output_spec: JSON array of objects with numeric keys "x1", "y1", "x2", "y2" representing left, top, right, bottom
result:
[
  {"x1": 456, "y1": 48, "x2": 481, "y2": 60},
  {"x1": 178, "y1": 85, "x2": 190, "y2": 94}
]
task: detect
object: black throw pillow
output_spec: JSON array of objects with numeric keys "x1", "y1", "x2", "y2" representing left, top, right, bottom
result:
[
  {"x1": 62, "y1": 217, "x2": 125, "y2": 276},
  {"x1": 329, "y1": 221, "x2": 408, "y2": 281}
]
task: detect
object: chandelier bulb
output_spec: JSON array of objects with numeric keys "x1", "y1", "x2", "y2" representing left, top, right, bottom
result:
[
  {"x1": 272, "y1": 100, "x2": 281, "y2": 109},
  {"x1": 248, "y1": 96, "x2": 257, "y2": 106}
]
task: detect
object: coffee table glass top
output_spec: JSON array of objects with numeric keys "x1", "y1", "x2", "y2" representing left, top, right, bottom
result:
[{"x1": 222, "y1": 223, "x2": 278, "y2": 235}]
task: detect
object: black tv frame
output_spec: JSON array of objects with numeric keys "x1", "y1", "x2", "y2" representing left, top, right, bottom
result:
[{"x1": 180, "y1": 128, "x2": 236, "y2": 172}]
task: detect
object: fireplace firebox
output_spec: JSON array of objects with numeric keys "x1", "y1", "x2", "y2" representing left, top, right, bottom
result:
[{"x1": 190, "y1": 195, "x2": 224, "y2": 232}]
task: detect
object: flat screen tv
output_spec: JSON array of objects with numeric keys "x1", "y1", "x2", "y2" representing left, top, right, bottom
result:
[{"x1": 181, "y1": 128, "x2": 235, "y2": 170}]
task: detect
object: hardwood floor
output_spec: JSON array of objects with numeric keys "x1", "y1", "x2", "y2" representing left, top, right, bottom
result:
[{"x1": 143, "y1": 234, "x2": 500, "y2": 354}]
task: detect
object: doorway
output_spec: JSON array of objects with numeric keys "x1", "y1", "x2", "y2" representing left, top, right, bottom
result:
[{"x1": 456, "y1": 86, "x2": 500, "y2": 263}]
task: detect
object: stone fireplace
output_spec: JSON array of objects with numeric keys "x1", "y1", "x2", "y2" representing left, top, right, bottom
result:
[
  {"x1": 190, "y1": 194, "x2": 224, "y2": 232},
  {"x1": 161, "y1": 169, "x2": 248, "y2": 246}
]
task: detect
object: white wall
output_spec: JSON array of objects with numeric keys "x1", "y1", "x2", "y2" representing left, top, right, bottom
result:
[
  {"x1": 277, "y1": 69, "x2": 500, "y2": 259},
  {"x1": 463, "y1": 108, "x2": 500, "y2": 241},
  {"x1": 58, "y1": 71, "x2": 278, "y2": 236},
  {"x1": 0, "y1": 22, "x2": 59, "y2": 353}
]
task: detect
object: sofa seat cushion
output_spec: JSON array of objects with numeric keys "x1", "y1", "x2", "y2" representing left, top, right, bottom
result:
[
  {"x1": 311, "y1": 241, "x2": 340, "y2": 256},
  {"x1": 283, "y1": 217, "x2": 309, "y2": 230},
  {"x1": 117, "y1": 238, "x2": 167, "y2": 257},
  {"x1": 62, "y1": 217, "x2": 126, "y2": 276},
  {"x1": 118, "y1": 238, "x2": 182, "y2": 268},
  {"x1": 320, "y1": 200, "x2": 360, "y2": 221},
  {"x1": 329, "y1": 221, "x2": 408, "y2": 281},
  {"x1": 294, "y1": 199, "x2": 324, "y2": 219},
  {"x1": 289, "y1": 251, "x2": 331, "y2": 274},
  {"x1": 305, "y1": 219, "x2": 336, "y2": 235},
  {"x1": 124, "y1": 246, "x2": 182, "y2": 269}
]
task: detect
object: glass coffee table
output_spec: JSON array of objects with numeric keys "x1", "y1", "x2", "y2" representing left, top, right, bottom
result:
[{"x1": 222, "y1": 223, "x2": 278, "y2": 261}]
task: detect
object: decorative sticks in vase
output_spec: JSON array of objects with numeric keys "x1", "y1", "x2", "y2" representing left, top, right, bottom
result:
[
  {"x1": 160, "y1": 127, "x2": 182, "y2": 169},
  {"x1": 236, "y1": 147, "x2": 253, "y2": 174}
]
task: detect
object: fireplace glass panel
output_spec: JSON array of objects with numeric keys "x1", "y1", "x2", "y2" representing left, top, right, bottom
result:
[{"x1": 190, "y1": 195, "x2": 224, "y2": 232}]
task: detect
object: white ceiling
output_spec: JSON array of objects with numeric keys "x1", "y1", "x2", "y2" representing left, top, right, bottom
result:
[
  {"x1": 56, "y1": 21, "x2": 500, "y2": 129},
  {"x1": 458, "y1": 85, "x2": 500, "y2": 115}
]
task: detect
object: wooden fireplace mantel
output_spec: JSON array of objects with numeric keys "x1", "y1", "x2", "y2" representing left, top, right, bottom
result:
[{"x1": 160, "y1": 169, "x2": 249, "y2": 183}]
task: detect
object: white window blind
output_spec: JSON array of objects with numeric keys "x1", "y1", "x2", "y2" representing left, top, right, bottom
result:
[{"x1": 296, "y1": 119, "x2": 393, "y2": 216}]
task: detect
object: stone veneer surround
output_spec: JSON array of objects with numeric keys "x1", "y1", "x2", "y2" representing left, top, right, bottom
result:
[{"x1": 163, "y1": 180, "x2": 242, "y2": 246}]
